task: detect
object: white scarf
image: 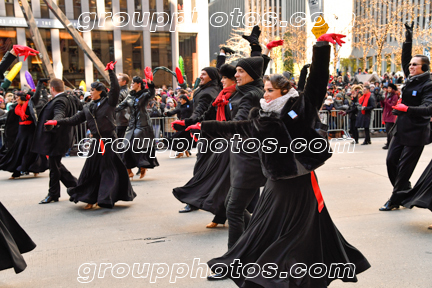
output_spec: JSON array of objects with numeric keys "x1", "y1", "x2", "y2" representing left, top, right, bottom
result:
[{"x1": 260, "y1": 88, "x2": 299, "y2": 115}]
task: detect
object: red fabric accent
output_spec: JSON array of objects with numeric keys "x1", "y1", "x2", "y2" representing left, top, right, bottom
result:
[
  {"x1": 175, "y1": 67, "x2": 184, "y2": 84},
  {"x1": 359, "y1": 92, "x2": 371, "y2": 115},
  {"x1": 19, "y1": 120, "x2": 33, "y2": 125},
  {"x1": 212, "y1": 84, "x2": 236, "y2": 121},
  {"x1": 311, "y1": 171, "x2": 324, "y2": 213},
  {"x1": 99, "y1": 139, "x2": 105, "y2": 156},
  {"x1": 15, "y1": 100, "x2": 30, "y2": 121}
]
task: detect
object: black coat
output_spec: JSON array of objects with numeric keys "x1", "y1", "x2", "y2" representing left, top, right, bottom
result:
[
  {"x1": 57, "y1": 70, "x2": 120, "y2": 138},
  {"x1": 345, "y1": 98, "x2": 359, "y2": 121},
  {"x1": 0, "y1": 103, "x2": 18, "y2": 153},
  {"x1": 190, "y1": 81, "x2": 220, "y2": 121},
  {"x1": 201, "y1": 42, "x2": 332, "y2": 180},
  {"x1": 393, "y1": 42, "x2": 432, "y2": 146},
  {"x1": 116, "y1": 85, "x2": 130, "y2": 127},
  {"x1": 115, "y1": 82, "x2": 155, "y2": 143},
  {"x1": 31, "y1": 92, "x2": 78, "y2": 156},
  {"x1": 165, "y1": 100, "x2": 193, "y2": 120}
]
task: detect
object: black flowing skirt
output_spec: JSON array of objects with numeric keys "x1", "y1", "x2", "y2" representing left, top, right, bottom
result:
[
  {"x1": 123, "y1": 134, "x2": 159, "y2": 169},
  {"x1": 0, "y1": 202, "x2": 36, "y2": 274},
  {"x1": 173, "y1": 145, "x2": 231, "y2": 217},
  {"x1": 208, "y1": 173, "x2": 370, "y2": 288},
  {"x1": 170, "y1": 129, "x2": 193, "y2": 153},
  {"x1": 397, "y1": 159, "x2": 432, "y2": 211},
  {"x1": 0, "y1": 124, "x2": 48, "y2": 174},
  {"x1": 68, "y1": 140, "x2": 136, "y2": 208}
]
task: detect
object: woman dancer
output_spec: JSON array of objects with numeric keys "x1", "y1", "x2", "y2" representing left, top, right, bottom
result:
[
  {"x1": 44, "y1": 61, "x2": 136, "y2": 209},
  {"x1": 197, "y1": 34, "x2": 370, "y2": 287},
  {"x1": 164, "y1": 94, "x2": 193, "y2": 158},
  {"x1": 116, "y1": 68, "x2": 159, "y2": 179},
  {"x1": 0, "y1": 83, "x2": 49, "y2": 179},
  {"x1": 393, "y1": 102, "x2": 432, "y2": 229}
]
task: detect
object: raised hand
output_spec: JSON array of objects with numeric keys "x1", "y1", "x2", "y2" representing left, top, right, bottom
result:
[
  {"x1": 242, "y1": 25, "x2": 261, "y2": 45},
  {"x1": 104, "y1": 61, "x2": 117, "y2": 71},
  {"x1": 12, "y1": 45, "x2": 39, "y2": 61},
  {"x1": 392, "y1": 103, "x2": 408, "y2": 112},
  {"x1": 266, "y1": 40, "x2": 284, "y2": 50},
  {"x1": 317, "y1": 33, "x2": 346, "y2": 46},
  {"x1": 221, "y1": 46, "x2": 236, "y2": 55},
  {"x1": 145, "y1": 67, "x2": 153, "y2": 82},
  {"x1": 404, "y1": 21, "x2": 414, "y2": 42}
]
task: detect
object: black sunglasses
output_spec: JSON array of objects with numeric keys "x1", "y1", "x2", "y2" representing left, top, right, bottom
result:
[{"x1": 409, "y1": 63, "x2": 421, "y2": 66}]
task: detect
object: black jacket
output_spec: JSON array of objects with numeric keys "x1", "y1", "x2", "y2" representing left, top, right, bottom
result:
[
  {"x1": 0, "y1": 51, "x2": 16, "y2": 78},
  {"x1": 116, "y1": 82, "x2": 156, "y2": 142},
  {"x1": 393, "y1": 41, "x2": 432, "y2": 146},
  {"x1": 0, "y1": 103, "x2": 18, "y2": 151},
  {"x1": 202, "y1": 42, "x2": 332, "y2": 180},
  {"x1": 345, "y1": 98, "x2": 359, "y2": 120},
  {"x1": 190, "y1": 80, "x2": 220, "y2": 121},
  {"x1": 165, "y1": 100, "x2": 193, "y2": 120},
  {"x1": 355, "y1": 93, "x2": 376, "y2": 128},
  {"x1": 116, "y1": 85, "x2": 130, "y2": 127},
  {"x1": 31, "y1": 91, "x2": 78, "y2": 156},
  {"x1": 57, "y1": 70, "x2": 120, "y2": 139}
]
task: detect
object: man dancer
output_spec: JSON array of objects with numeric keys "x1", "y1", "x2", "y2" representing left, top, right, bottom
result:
[
  {"x1": 380, "y1": 22, "x2": 432, "y2": 211},
  {"x1": 32, "y1": 79, "x2": 78, "y2": 204},
  {"x1": 116, "y1": 73, "x2": 130, "y2": 138}
]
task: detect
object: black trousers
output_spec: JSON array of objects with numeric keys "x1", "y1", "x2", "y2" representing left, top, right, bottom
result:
[
  {"x1": 115, "y1": 126, "x2": 127, "y2": 139},
  {"x1": 363, "y1": 127, "x2": 371, "y2": 143},
  {"x1": 48, "y1": 155, "x2": 78, "y2": 198},
  {"x1": 385, "y1": 122, "x2": 394, "y2": 146},
  {"x1": 212, "y1": 190, "x2": 259, "y2": 225},
  {"x1": 387, "y1": 136, "x2": 424, "y2": 204},
  {"x1": 225, "y1": 187, "x2": 260, "y2": 249},
  {"x1": 349, "y1": 118, "x2": 358, "y2": 142}
]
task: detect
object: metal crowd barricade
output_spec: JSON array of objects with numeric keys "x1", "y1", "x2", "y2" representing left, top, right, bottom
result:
[
  {"x1": 0, "y1": 127, "x2": 4, "y2": 148},
  {"x1": 318, "y1": 108, "x2": 386, "y2": 138}
]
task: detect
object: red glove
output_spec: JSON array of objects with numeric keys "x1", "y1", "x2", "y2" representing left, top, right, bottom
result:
[
  {"x1": 99, "y1": 139, "x2": 105, "y2": 156},
  {"x1": 44, "y1": 120, "x2": 58, "y2": 126},
  {"x1": 266, "y1": 40, "x2": 284, "y2": 50},
  {"x1": 317, "y1": 33, "x2": 346, "y2": 46},
  {"x1": 392, "y1": 103, "x2": 408, "y2": 112},
  {"x1": 176, "y1": 67, "x2": 184, "y2": 84},
  {"x1": 171, "y1": 120, "x2": 185, "y2": 130},
  {"x1": 185, "y1": 122, "x2": 201, "y2": 131},
  {"x1": 13, "y1": 45, "x2": 39, "y2": 61},
  {"x1": 104, "y1": 61, "x2": 117, "y2": 71},
  {"x1": 145, "y1": 67, "x2": 153, "y2": 82}
]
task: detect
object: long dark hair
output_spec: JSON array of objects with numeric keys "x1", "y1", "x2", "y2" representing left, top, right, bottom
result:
[
  {"x1": 132, "y1": 76, "x2": 145, "y2": 91},
  {"x1": 90, "y1": 82, "x2": 107, "y2": 98}
]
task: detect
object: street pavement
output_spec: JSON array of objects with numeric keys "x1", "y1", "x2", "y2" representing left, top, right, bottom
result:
[{"x1": 0, "y1": 137, "x2": 431, "y2": 288}]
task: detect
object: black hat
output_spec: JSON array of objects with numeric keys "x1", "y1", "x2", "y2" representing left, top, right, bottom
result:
[
  {"x1": 219, "y1": 64, "x2": 236, "y2": 79},
  {"x1": 202, "y1": 67, "x2": 220, "y2": 82},
  {"x1": 236, "y1": 56, "x2": 263, "y2": 80},
  {"x1": 388, "y1": 83, "x2": 397, "y2": 91}
]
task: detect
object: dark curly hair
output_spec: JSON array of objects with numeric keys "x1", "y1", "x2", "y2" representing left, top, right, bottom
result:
[{"x1": 90, "y1": 82, "x2": 107, "y2": 97}]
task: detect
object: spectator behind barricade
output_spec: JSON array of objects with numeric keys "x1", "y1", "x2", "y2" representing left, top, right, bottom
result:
[
  {"x1": 335, "y1": 76, "x2": 344, "y2": 87},
  {"x1": 334, "y1": 93, "x2": 349, "y2": 110},
  {"x1": 322, "y1": 95, "x2": 336, "y2": 130},
  {"x1": 356, "y1": 85, "x2": 376, "y2": 145},
  {"x1": 381, "y1": 83, "x2": 399, "y2": 150},
  {"x1": 0, "y1": 96, "x2": 5, "y2": 117},
  {"x1": 148, "y1": 99, "x2": 162, "y2": 139}
]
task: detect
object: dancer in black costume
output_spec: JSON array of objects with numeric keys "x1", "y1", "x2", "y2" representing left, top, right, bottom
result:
[
  {"x1": 0, "y1": 45, "x2": 39, "y2": 274},
  {"x1": 392, "y1": 102, "x2": 432, "y2": 229},
  {"x1": 115, "y1": 69, "x2": 159, "y2": 179},
  {"x1": 200, "y1": 34, "x2": 370, "y2": 287},
  {"x1": 44, "y1": 61, "x2": 136, "y2": 209},
  {"x1": 164, "y1": 94, "x2": 193, "y2": 157},
  {"x1": 0, "y1": 81, "x2": 49, "y2": 179}
]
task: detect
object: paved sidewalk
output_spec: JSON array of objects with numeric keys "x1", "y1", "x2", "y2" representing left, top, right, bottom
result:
[{"x1": 0, "y1": 137, "x2": 431, "y2": 288}]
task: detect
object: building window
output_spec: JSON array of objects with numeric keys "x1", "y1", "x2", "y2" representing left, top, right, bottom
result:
[
  {"x1": 163, "y1": 0, "x2": 170, "y2": 13},
  {"x1": 105, "y1": 0, "x2": 112, "y2": 13},
  {"x1": 5, "y1": 0, "x2": 14, "y2": 17},
  {"x1": 178, "y1": 0, "x2": 183, "y2": 11},
  {"x1": 179, "y1": 33, "x2": 197, "y2": 88},
  {"x1": 151, "y1": 32, "x2": 172, "y2": 87},
  {"x1": 92, "y1": 30, "x2": 115, "y2": 85},
  {"x1": 60, "y1": 31, "x2": 85, "y2": 88},
  {"x1": 41, "y1": 0, "x2": 50, "y2": 18},
  {"x1": 58, "y1": 0, "x2": 66, "y2": 15},
  {"x1": 121, "y1": 31, "x2": 144, "y2": 79},
  {"x1": 89, "y1": 0, "x2": 97, "y2": 14},
  {"x1": 119, "y1": 0, "x2": 127, "y2": 13},
  {"x1": 73, "y1": 0, "x2": 81, "y2": 19},
  {"x1": 0, "y1": 28, "x2": 18, "y2": 87},
  {"x1": 25, "y1": 29, "x2": 52, "y2": 81}
]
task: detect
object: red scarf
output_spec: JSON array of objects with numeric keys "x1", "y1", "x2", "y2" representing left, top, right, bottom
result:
[
  {"x1": 359, "y1": 92, "x2": 371, "y2": 115},
  {"x1": 15, "y1": 100, "x2": 30, "y2": 121},
  {"x1": 212, "y1": 84, "x2": 236, "y2": 121}
]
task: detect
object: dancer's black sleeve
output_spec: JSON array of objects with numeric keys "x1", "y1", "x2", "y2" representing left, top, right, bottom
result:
[
  {"x1": 297, "y1": 64, "x2": 309, "y2": 92},
  {"x1": 216, "y1": 55, "x2": 226, "y2": 70},
  {"x1": 56, "y1": 110, "x2": 86, "y2": 126},
  {"x1": 108, "y1": 70, "x2": 120, "y2": 107},
  {"x1": 303, "y1": 42, "x2": 331, "y2": 111},
  {"x1": 401, "y1": 41, "x2": 412, "y2": 78},
  {"x1": 201, "y1": 119, "x2": 253, "y2": 140}
]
